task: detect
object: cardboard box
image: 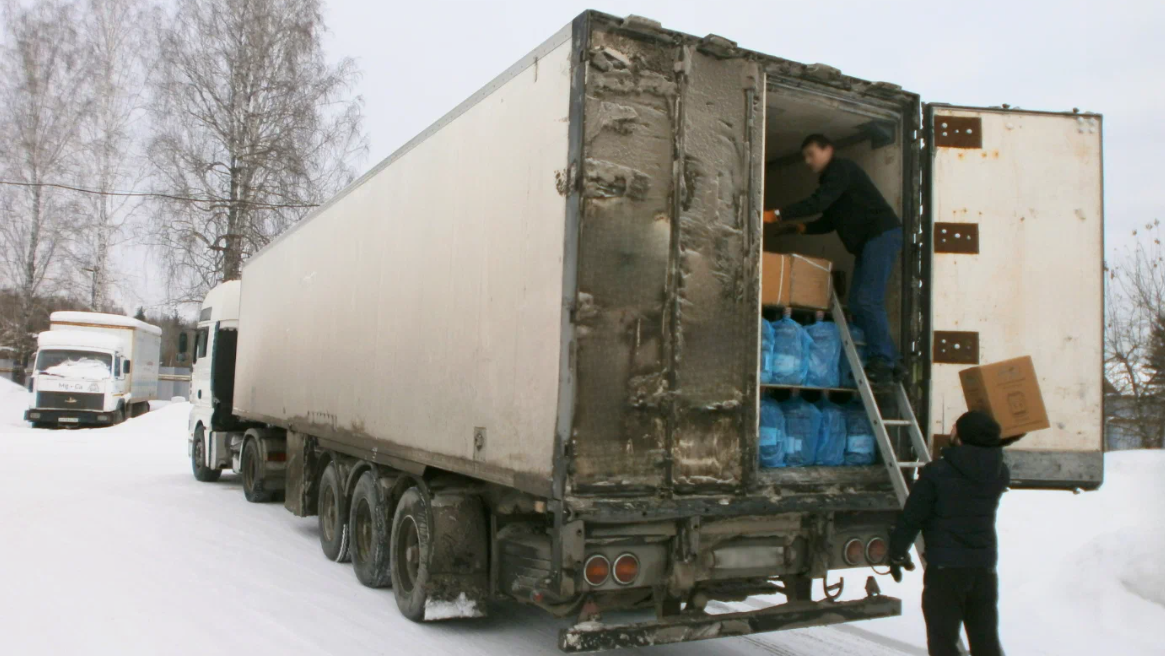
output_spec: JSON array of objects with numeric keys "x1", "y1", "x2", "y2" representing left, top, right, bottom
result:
[
  {"x1": 762, "y1": 253, "x2": 833, "y2": 310},
  {"x1": 959, "y1": 356, "x2": 1050, "y2": 438}
]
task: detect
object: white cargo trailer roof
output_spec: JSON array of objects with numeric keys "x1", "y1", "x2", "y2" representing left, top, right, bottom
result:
[
  {"x1": 50, "y1": 311, "x2": 163, "y2": 336},
  {"x1": 38, "y1": 330, "x2": 123, "y2": 351}
]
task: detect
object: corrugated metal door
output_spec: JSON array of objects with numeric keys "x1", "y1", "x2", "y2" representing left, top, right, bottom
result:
[{"x1": 924, "y1": 104, "x2": 1104, "y2": 489}]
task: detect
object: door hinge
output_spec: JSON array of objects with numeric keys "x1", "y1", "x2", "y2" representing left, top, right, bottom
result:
[
  {"x1": 934, "y1": 115, "x2": 982, "y2": 149},
  {"x1": 933, "y1": 331, "x2": 979, "y2": 365},
  {"x1": 934, "y1": 223, "x2": 979, "y2": 254}
]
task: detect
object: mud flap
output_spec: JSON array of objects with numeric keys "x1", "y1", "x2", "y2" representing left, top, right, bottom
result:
[
  {"x1": 425, "y1": 493, "x2": 490, "y2": 619},
  {"x1": 558, "y1": 595, "x2": 900, "y2": 652}
]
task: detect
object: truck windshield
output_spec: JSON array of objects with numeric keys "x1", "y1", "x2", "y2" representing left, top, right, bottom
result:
[{"x1": 35, "y1": 350, "x2": 113, "y2": 378}]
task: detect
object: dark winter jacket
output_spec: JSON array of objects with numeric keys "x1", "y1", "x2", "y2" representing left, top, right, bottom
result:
[
  {"x1": 780, "y1": 157, "x2": 901, "y2": 255},
  {"x1": 888, "y1": 444, "x2": 1010, "y2": 569}
]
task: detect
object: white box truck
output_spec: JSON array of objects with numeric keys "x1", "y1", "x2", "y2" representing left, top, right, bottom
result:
[
  {"x1": 186, "y1": 11, "x2": 1104, "y2": 651},
  {"x1": 26, "y1": 312, "x2": 162, "y2": 427}
]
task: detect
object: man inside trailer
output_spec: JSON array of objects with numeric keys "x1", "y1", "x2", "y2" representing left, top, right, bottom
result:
[{"x1": 764, "y1": 134, "x2": 904, "y2": 382}]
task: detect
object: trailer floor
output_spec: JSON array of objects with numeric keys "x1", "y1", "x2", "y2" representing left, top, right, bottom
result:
[{"x1": 0, "y1": 380, "x2": 1159, "y2": 656}]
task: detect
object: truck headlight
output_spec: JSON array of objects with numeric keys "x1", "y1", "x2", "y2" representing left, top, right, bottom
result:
[{"x1": 29, "y1": 412, "x2": 41, "y2": 419}]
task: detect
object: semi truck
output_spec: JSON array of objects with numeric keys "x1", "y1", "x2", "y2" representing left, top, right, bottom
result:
[
  {"x1": 186, "y1": 11, "x2": 1104, "y2": 651},
  {"x1": 26, "y1": 312, "x2": 162, "y2": 427}
]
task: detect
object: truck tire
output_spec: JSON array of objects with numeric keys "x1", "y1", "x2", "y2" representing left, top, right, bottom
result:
[
  {"x1": 350, "y1": 471, "x2": 392, "y2": 588},
  {"x1": 191, "y1": 429, "x2": 222, "y2": 482},
  {"x1": 391, "y1": 487, "x2": 432, "y2": 621},
  {"x1": 242, "y1": 438, "x2": 276, "y2": 503},
  {"x1": 318, "y1": 462, "x2": 350, "y2": 563},
  {"x1": 391, "y1": 487, "x2": 489, "y2": 622},
  {"x1": 113, "y1": 403, "x2": 126, "y2": 425}
]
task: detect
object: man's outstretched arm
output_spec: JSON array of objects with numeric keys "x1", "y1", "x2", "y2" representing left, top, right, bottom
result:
[
  {"x1": 888, "y1": 468, "x2": 938, "y2": 561},
  {"x1": 779, "y1": 160, "x2": 851, "y2": 231}
]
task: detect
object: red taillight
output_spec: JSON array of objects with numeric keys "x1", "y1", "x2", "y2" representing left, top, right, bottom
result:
[
  {"x1": 612, "y1": 554, "x2": 639, "y2": 586},
  {"x1": 843, "y1": 538, "x2": 865, "y2": 566},
  {"x1": 584, "y1": 555, "x2": 610, "y2": 587},
  {"x1": 866, "y1": 537, "x2": 888, "y2": 565},
  {"x1": 267, "y1": 451, "x2": 286, "y2": 462}
]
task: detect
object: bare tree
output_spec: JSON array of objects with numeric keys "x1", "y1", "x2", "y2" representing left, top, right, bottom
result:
[
  {"x1": 0, "y1": 0, "x2": 91, "y2": 384},
  {"x1": 1104, "y1": 219, "x2": 1165, "y2": 449},
  {"x1": 71, "y1": 0, "x2": 156, "y2": 312},
  {"x1": 148, "y1": 0, "x2": 365, "y2": 302}
]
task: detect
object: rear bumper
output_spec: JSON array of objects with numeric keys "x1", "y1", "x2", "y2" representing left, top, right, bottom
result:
[
  {"x1": 559, "y1": 595, "x2": 901, "y2": 652},
  {"x1": 25, "y1": 409, "x2": 114, "y2": 426}
]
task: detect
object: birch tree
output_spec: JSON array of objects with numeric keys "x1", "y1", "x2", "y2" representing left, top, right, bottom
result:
[
  {"x1": 148, "y1": 0, "x2": 365, "y2": 301},
  {"x1": 1105, "y1": 220, "x2": 1165, "y2": 449},
  {"x1": 0, "y1": 0, "x2": 91, "y2": 384},
  {"x1": 72, "y1": 0, "x2": 155, "y2": 311}
]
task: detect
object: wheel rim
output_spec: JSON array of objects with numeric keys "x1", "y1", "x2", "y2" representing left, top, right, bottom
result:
[
  {"x1": 321, "y1": 485, "x2": 336, "y2": 542},
  {"x1": 395, "y1": 516, "x2": 420, "y2": 593},
  {"x1": 193, "y1": 438, "x2": 204, "y2": 470},
  {"x1": 355, "y1": 499, "x2": 373, "y2": 562},
  {"x1": 243, "y1": 446, "x2": 257, "y2": 492}
]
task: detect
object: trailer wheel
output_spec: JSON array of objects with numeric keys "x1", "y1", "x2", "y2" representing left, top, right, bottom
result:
[
  {"x1": 350, "y1": 471, "x2": 392, "y2": 588},
  {"x1": 391, "y1": 487, "x2": 489, "y2": 622},
  {"x1": 391, "y1": 487, "x2": 432, "y2": 621},
  {"x1": 318, "y1": 462, "x2": 350, "y2": 563},
  {"x1": 242, "y1": 439, "x2": 276, "y2": 503},
  {"x1": 191, "y1": 428, "x2": 222, "y2": 483}
]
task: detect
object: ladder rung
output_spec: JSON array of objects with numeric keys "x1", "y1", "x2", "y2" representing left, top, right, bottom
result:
[
  {"x1": 882, "y1": 419, "x2": 912, "y2": 426},
  {"x1": 897, "y1": 462, "x2": 926, "y2": 468}
]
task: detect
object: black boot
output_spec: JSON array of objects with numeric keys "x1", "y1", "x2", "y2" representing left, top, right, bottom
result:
[
  {"x1": 892, "y1": 362, "x2": 909, "y2": 383},
  {"x1": 865, "y1": 359, "x2": 892, "y2": 384}
]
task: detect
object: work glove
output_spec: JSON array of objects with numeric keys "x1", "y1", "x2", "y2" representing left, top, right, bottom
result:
[
  {"x1": 889, "y1": 554, "x2": 915, "y2": 583},
  {"x1": 763, "y1": 209, "x2": 781, "y2": 224}
]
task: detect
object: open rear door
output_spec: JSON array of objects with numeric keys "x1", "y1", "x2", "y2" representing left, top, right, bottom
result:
[{"x1": 924, "y1": 104, "x2": 1103, "y2": 489}]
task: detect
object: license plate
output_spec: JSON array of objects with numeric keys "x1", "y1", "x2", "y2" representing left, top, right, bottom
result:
[{"x1": 58, "y1": 417, "x2": 79, "y2": 424}]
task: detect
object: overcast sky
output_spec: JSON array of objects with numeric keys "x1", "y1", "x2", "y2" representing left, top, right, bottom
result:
[{"x1": 129, "y1": 0, "x2": 1162, "y2": 311}]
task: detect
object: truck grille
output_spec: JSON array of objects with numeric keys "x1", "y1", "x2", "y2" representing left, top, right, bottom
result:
[{"x1": 36, "y1": 391, "x2": 103, "y2": 411}]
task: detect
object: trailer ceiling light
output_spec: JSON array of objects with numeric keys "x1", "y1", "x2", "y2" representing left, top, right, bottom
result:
[
  {"x1": 843, "y1": 538, "x2": 865, "y2": 566},
  {"x1": 612, "y1": 553, "x2": 640, "y2": 585},
  {"x1": 584, "y1": 555, "x2": 610, "y2": 587},
  {"x1": 866, "y1": 537, "x2": 888, "y2": 565}
]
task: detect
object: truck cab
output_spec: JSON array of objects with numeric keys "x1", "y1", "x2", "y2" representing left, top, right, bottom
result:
[
  {"x1": 26, "y1": 312, "x2": 161, "y2": 427},
  {"x1": 186, "y1": 281, "x2": 282, "y2": 496}
]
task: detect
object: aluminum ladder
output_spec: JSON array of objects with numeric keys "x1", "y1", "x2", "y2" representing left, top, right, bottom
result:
[
  {"x1": 829, "y1": 292, "x2": 931, "y2": 505},
  {"x1": 829, "y1": 292, "x2": 971, "y2": 656}
]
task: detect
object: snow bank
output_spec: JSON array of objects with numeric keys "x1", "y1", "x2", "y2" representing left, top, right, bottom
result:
[{"x1": 862, "y1": 450, "x2": 1165, "y2": 656}]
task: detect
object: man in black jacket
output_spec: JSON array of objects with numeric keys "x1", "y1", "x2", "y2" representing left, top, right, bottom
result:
[
  {"x1": 888, "y1": 410, "x2": 1011, "y2": 656},
  {"x1": 765, "y1": 134, "x2": 903, "y2": 381}
]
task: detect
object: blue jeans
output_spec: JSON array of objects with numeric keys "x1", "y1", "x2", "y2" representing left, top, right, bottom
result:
[{"x1": 850, "y1": 227, "x2": 902, "y2": 365}]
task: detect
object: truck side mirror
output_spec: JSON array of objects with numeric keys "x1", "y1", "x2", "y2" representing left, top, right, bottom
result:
[
  {"x1": 178, "y1": 332, "x2": 188, "y2": 354},
  {"x1": 124, "y1": 360, "x2": 132, "y2": 374}
]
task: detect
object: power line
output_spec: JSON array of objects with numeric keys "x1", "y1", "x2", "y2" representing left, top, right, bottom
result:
[{"x1": 0, "y1": 179, "x2": 320, "y2": 210}]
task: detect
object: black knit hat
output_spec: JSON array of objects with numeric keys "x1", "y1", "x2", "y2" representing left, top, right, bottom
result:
[{"x1": 955, "y1": 410, "x2": 1002, "y2": 448}]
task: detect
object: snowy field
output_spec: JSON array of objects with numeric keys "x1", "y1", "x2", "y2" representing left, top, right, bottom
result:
[{"x1": 0, "y1": 377, "x2": 1160, "y2": 656}]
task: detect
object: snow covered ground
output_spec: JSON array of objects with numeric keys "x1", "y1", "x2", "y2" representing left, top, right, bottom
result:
[{"x1": 1, "y1": 377, "x2": 1160, "y2": 655}]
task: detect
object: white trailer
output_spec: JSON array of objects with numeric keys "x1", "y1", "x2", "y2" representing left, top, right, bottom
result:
[
  {"x1": 26, "y1": 312, "x2": 162, "y2": 427},
  {"x1": 187, "y1": 11, "x2": 1103, "y2": 651}
]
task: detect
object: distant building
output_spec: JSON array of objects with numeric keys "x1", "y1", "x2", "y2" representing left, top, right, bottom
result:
[{"x1": 1104, "y1": 379, "x2": 1162, "y2": 451}]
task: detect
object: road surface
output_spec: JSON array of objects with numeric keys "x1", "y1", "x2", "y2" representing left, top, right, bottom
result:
[{"x1": 0, "y1": 397, "x2": 922, "y2": 656}]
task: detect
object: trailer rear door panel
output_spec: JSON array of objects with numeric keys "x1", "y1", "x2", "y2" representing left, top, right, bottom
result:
[{"x1": 925, "y1": 105, "x2": 1104, "y2": 489}]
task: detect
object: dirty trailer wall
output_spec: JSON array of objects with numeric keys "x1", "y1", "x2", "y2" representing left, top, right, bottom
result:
[{"x1": 569, "y1": 24, "x2": 762, "y2": 494}]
